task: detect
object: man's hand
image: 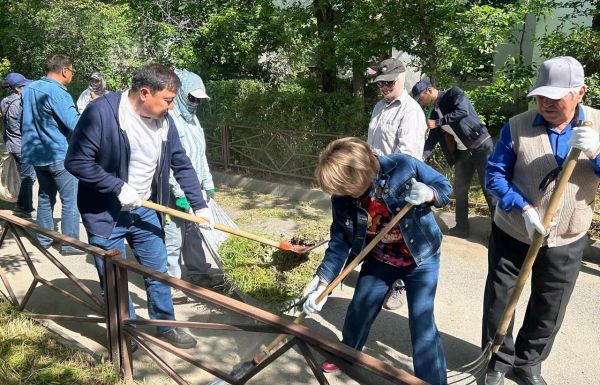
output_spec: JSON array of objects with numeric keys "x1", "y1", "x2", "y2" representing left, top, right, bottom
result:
[
  {"x1": 194, "y1": 207, "x2": 214, "y2": 230},
  {"x1": 427, "y1": 119, "x2": 437, "y2": 129},
  {"x1": 175, "y1": 197, "x2": 191, "y2": 211},
  {"x1": 522, "y1": 206, "x2": 548, "y2": 241},
  {"x1": 302, "y1": 275, "x2": 328, "y2": 315},
  {"x1": 404, "y1": 178, "x2": 434, "y2": 205},
  {"x1": 118, "y1": 183, "x2": 141, "y2": 211},
  {"x1": 568, "y1": 125, "x2": 600, "y2": 159}
]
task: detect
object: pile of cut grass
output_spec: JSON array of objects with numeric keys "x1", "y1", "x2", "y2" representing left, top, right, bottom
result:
[
  {"x1": 219, "y1": 222, "x2": 329, "y2": 310},
  {"x1": 0, "y1": 300, "x2": 120, "y2": 385}
]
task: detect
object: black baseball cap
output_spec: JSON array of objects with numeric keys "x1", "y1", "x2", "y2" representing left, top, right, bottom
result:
[{"x1": 374, "y1": 58, "x2": 406, "y2": 82}]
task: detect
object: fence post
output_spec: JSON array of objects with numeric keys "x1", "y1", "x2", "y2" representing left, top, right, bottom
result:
[
  {"x1": 103, "y1": 250, "x2": 122, "y2": 374},
  {"x1": 115, "y1": 263, "x2": 134, "y2": 382},
  {"x1": 221, "y1": 124, "x2": 231, "y2": 172}
]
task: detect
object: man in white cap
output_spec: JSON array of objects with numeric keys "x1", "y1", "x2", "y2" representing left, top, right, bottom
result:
[
  {"x1": 482, "y1": 56, "x2": 600, "y2": 385},
  {"x1": 367, "y1": 58, "x2": 428, "y2": 311}
]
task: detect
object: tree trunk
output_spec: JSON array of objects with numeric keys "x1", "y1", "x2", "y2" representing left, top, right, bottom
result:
[
  {"x1": 352, "y1": 62, "x2": 365, "y2": 100},
  {"x1": 313, "y1": 0, "x2": 336, "y2": 93}
]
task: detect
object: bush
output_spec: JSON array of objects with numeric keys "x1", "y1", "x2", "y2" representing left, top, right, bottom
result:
[
  {"x1": 200, "y1": 79, "x2": 370, "y2": 134},
  {"x1": 199, "y1": 79, "x2": 372, "y2": 180}
]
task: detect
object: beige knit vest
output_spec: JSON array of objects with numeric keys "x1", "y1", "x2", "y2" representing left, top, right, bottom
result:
[{"x1": 494, "y1": 105, "x2": 600, "y2": 247}]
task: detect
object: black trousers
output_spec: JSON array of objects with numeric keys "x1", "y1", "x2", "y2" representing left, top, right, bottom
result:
[
  {"x1": 453, "y1": 138, "x2": 496, "y2": 231},
  {"x1": 481, "y1": 222, "x2": 586, "y2": 376}
]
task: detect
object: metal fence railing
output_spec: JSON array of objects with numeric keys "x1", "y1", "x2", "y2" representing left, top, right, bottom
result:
[{"x1": 0, "y1": 211, "x2": 427, "y2": 385}]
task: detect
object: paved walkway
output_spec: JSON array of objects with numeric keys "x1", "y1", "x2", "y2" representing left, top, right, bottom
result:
[{"x1": 0, "y1": 183, "x2": 598, "y2": 385}]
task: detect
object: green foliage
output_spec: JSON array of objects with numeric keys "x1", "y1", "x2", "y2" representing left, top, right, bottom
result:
[
  {"x1": 0, "y1": 300, "x2": 120, "y2": 385},
  {"x1": 200, "y1": 79, "x2": 369, "y2": 134},
  {"x1": 0, "y1": 0, "x2": 142, "y2": 93},
  {"x1": 466, "y1": 56, "x2": 536, "y2": 133}
]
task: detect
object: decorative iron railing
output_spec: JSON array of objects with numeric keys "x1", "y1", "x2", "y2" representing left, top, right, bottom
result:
[{"x1": 0, "y1": 211, "x2": 427, "y2": 385}]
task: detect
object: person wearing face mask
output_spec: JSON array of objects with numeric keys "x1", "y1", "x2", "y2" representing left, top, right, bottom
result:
[
  {"x1": 77, "y1": 72, "x2": 109, "y2": 113},
  {"x1": 164, "y1": 69, "x2": 221, "y2": 298},
  {"x1": 367, "y1": 58, "x2": 428, "y2": 311}
]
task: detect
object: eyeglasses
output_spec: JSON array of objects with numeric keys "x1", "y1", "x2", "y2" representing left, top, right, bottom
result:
[
  {"x1": 63, "y1": 67, "x2": 76, "y2": 75},
  {"x1": 187, "y1": 94, "x2": 202, "y2": 104},
  {"x1": 376, "y1": 80, "x2": 396, "y2": 88}
]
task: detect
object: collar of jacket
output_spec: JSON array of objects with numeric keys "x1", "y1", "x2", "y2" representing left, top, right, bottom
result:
[
  {"x1": 41, "y1": 76, "x2": 67, "y2": 91},
  {"x1": 377, "y1": 154, "x2": 398, "y2": 177}
]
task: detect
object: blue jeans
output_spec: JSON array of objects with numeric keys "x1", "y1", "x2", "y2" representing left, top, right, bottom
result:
[
  {"x1": 88, "y1": 207, "x2": 175, "y2": 333},
  {"x1": 34, "y1": 161, "x2": 80, "y2": 252},
  {"x1": 342, "y1": 255, "x2": 447, "y2": 385},
  {"x1": 10, "y1": 152, "x2": 36, "y2": 213}
]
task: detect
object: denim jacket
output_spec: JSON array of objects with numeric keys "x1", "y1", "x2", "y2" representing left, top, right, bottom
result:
[
  {"x1": 316, "y1": 153, "x2": 452, "y2": 284},
  {"x1": 21, "y1": 77, "x2": 80, "y2": 166}
]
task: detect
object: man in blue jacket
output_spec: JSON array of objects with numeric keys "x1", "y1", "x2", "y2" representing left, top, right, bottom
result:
[
  {"x1": 65, "y1": 64, "x2": 214, "y2": 349},
  {"x1": 21, "y1": 54, "x2": 83, "y2": 254},
  {"x1": 412, "y1": 79, "x2": 496, "y2": 238}
]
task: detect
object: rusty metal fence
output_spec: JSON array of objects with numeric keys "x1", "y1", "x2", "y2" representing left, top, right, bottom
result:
[
  {"x1": 204, "y1": 123, "x2": 342, "y2": 182},
  {"x1": 0, "y1": 211, "x2": 427, "y2": 385}
]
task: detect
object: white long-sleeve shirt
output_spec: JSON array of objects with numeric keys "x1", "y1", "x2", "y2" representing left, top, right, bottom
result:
[{"x1": 367, "y1": 89, "x2": 427, "y2": 159}]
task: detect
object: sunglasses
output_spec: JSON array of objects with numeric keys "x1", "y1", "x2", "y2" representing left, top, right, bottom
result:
[
  {"x1": 187, "y1": 94, "x2": 202, "y2": 104},
  {"x1": 376, "y1": 80, "x2": 396, "y2": 88}
]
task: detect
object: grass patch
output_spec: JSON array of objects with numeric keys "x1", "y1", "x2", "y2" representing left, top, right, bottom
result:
[
  {"x1": 0, "y1": 300, "x2": 120, "y2": 385},
  {"x1": 219, "y1": 221, "x2": 330, "y2": 310}
]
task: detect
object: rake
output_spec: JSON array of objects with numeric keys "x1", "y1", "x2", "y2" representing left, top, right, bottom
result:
[
  {"x1": 206, "y1": 203, "x2": 414, "y2": 385},
  {"x1": 141, "y1": 200, "x2": 326, "y2": 254},
  {"x1": 447, "y1": 123, "x2": 588, "y2": 384}
]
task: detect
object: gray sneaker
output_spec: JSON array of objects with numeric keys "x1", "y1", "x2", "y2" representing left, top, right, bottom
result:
[
  {"x1": 157, "y1": 328, "x2": 197, "y2": 349},
  {"x1": 383, "y1": 285, "x2": 407, "y2": 310}
]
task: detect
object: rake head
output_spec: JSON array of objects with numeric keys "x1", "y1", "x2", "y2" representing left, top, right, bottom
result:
[{"x1": 447, "y1": 342, "x2": 492, "y2": 384}]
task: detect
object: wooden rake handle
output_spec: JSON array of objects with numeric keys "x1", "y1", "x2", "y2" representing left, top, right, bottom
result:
[
  {"x1": 492, "y1": 143, "x2": 585, "y2": 352},
  {"x1": 141, "y1": 200, "x2": 293, "y2": 250},
  {"x1": 254, "y1": 203, "x2": 414, "y2": 362}
]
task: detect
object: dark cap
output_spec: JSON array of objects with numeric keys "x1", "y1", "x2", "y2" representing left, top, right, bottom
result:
[
  {"x1": 411, "y1": 79, "x2": 432, "y2": 100},
  {"x1": 374, "y1": 58, "x2": 406, "y2": 82},
  {"x1": 4, "y1": 73, "x2": 31, "y2": 88}
]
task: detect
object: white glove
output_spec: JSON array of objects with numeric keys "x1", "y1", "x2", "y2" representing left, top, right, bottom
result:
[
  {"x1": 522, "y1": 206, "x2": 549, "y2": 241},
  {"x1": 404, "y1": 177, "x2": 434, "y2": 205},
  {"x1": 568, "y1": 125, "x2": 600, "y2": 158},
  {"x1": 194, "y1": 207, "x2": 214, "y2": 230},
  {"x1": 302, "y1": 275, "x2": 328, "y2": 314},
  {"x1": 118, "y1": 183, "x2": 141, "y2": 211}
]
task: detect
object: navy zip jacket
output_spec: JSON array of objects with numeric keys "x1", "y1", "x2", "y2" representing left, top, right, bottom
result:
[
  {"x1": 434, "y1": 86, "x2": 490, "y2": 150},
  {"x1": 65, "y1": 91, "x2": 206, "y2": 238}
]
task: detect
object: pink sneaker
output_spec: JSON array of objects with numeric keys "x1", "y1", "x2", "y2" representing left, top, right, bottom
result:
[{"x1": 321, "y1": 361, "x2": 339, "y2": 373}]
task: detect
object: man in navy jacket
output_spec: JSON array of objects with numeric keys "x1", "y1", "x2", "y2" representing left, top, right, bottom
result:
[
  {"x1": 412, "y1": 79, "x2": 496, "y2": 238},
  {"x1": 65, "y1": 64, "x2": 213, "y2": 349}
]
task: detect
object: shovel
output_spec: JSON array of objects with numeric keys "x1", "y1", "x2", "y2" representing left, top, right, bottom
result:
[
  {"x1": 448, "y1": 120, "x2": 591, "y2": 384},
  {"x1": 141, "y1": 200, "x2": 324, "y2": 254},
  {"x1": 207, "y1": 203, "x2": 414, "y2": 385}
]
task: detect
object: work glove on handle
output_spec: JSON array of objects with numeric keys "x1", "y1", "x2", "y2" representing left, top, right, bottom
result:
[
  {"x1": 194, "y1": 207, "x2": 214, "y2": 230},
  {"x1": 404, "y1": 177, "x2": 434, "y2": 205},
  {"x1": 522, "y1": 206, "x2": 549, "y2": 241},
  {"x1": 118, "y1": 183, "x2": 141, "y2": 211},
  {"x1": 302, "y1": 275, "x2": 328, "y2": 315},
  {"x1": 568, "y1": 125, "x2": 600, "y2": 159}
]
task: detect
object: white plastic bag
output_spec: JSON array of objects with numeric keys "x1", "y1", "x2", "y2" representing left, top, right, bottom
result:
[{"x1": 0, "y1": 153, "x2": 20, "y2": 202}]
